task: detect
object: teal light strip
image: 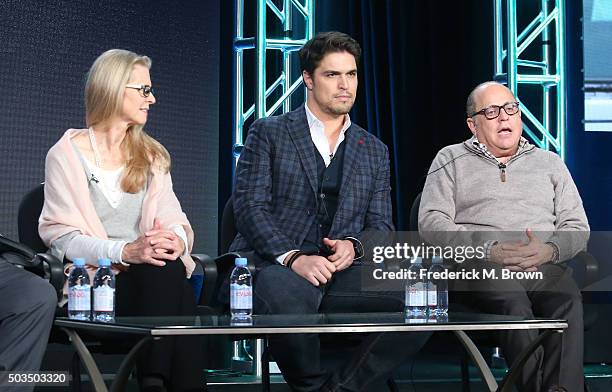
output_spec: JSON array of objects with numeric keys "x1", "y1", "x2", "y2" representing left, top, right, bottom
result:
[
  {"x1": 507, "y1": 0, "x2": 518, "y2": 93},
  {"x1": 516, "y1": 9, "x2": 558, "y2": 56},
  {"x1": 266, "y1": 0, "x2": 284, "y2": 22},
  {"x1": 494, "y1": 0, "x2": 566, "y2": 159},
  {"x1": 229, "y1": 0, "x2": 316, "y2": 371},
  {"x1": 517, "y1": 11, "x2": 544, "y2": 43},
  {"x1": 233, "y1": 0, "x2": 315, "y2": 165},
  {"x1": 557, "y1": 0, "x2": 566, "y2": 160},
  {"x1": 519, "y1": 99, "x2": 561, "y2": 150}
]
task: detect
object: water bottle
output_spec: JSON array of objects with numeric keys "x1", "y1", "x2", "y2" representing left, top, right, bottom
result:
[
  {"x1": 92, "y1": 258, "x2": 115, "y2": 322},
  {"x1": 230, "y1": 257, "x2": 252, "y2": 319},
  {"x1": 405, "y1": 257, "x2": 427, "y2": 317},
  {"x1": 68, "y1": 258, "x2": 91, "y2": 320},
  {"x1": 428, "y1": 256, "x2": 449, "y2": 317}
]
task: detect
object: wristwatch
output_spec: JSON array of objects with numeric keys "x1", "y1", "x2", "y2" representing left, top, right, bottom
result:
[
  {"x1": 546, "y1": 241, "x2": 560, "y2": 263},
  {"x1": 345, "y1": 236, "x2": 364, "y2": 260}
]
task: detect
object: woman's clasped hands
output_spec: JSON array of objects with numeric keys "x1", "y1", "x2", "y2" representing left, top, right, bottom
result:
[{"x1": 121, "y1": 218, "x2": 185, "y2": 266}]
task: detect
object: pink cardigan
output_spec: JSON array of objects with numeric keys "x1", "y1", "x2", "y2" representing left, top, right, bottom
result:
[{"x1": 39, "y1": 129, "x2": 196, "y2": 277}]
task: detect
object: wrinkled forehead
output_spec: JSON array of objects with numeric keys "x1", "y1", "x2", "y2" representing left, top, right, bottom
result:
[{"x1": 475, "y1": 84, "x2": 516, "y2": 108}]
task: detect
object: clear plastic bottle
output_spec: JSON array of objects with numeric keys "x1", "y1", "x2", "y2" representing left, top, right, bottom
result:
[
  {"x1": 68, "y1": 258, "x2": 91, "y2": 320},
  {"x1": 230, "y1": 257, "x2": 252, "y2": 319},
  {"x1": 427, "y1": 256, "x2": 449, "y2": 317},
  {"x1": 405, "y1": 257, "x2": 427, "y2": 317},
  {"x1": 92, "y1": 258, "x2": 115, "y2": 322}
]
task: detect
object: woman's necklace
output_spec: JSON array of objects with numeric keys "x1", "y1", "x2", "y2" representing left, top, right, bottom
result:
[
  {"x1": 88, "y1": 127, "x2": 103, "y2": 168},
  {"x1": 87, "y1": 127, "x2": 123, "y2": 206}
]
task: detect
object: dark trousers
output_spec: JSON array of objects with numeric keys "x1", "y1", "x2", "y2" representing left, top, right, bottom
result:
[
  {"x1": 455, "y1": 261, "x2": 583, "y2": 392},
  {"x1": 254, "y1": 263, "x2": 430, "y2": 392},
  {"x1": 0, "y1": 260, "x2": 57, "y2": 392},
  {"x1": 116, "y1": 260, "x2": 204, "y2": 391}
]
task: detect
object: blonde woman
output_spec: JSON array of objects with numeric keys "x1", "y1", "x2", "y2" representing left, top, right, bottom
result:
[{"x1": 39, "y1": 49, "x2": 204, "y2": 391}]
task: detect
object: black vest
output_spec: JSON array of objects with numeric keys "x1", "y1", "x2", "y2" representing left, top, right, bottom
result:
[{"x1": 301, "y1": 140, "x2": 346, "y2": 254}]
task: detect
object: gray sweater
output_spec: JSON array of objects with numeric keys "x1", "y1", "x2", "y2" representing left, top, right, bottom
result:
[{"x1": 418, "y1": 138, "x2": 589, "y2": 262}]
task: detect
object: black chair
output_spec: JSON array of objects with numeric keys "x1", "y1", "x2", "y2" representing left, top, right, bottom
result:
[
  {"x1": 18, "y1": 183, "x2": 48, "y2": 253},
  {"x1": 202, "y1": 196, "x2": 245, "y2": 310},
  {"x1": 0, "y1": 233, "x2": 64, "y2": 297}
]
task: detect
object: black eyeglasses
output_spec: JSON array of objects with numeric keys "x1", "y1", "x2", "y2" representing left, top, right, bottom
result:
[
  {"x1": 126, "y1": 84, "x2": 154, "y2": 97},
  {"x1": 470, "y1": 101, "x2": 520, "y2": 120}
]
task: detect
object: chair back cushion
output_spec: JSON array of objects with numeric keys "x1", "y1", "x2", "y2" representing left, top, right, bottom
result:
[
  {"x1": 219, "y1": 196, "x2": 236, "y2": 254},
  {"x1": 18, "y1": 183, "x2": 47, "y2": 253},
  {"x1": 409, "y1": 192, "x2": 422, "y2": 232}
]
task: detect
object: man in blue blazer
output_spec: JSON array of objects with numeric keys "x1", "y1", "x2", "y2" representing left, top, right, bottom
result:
[{"x1": 231, "y1": 32, "x2": 428, "y2": 391}]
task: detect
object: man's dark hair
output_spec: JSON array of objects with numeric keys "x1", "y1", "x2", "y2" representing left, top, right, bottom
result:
[{"x1": 299, "y1": 31, "x2": 361, "y2": 75}]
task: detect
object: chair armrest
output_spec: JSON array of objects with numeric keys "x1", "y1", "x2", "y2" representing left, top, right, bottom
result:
[
  {"x1": 0, "y1": 234, "x2": 37, "y2": 264},
  {"x1": 192, "y1": 253, "x2": 217, "y2": 278},
  {"x1": 35, "y1": 252, "x2": 64, "y2": 300},
  {"x1": 0, "y1": 234, "x2": 63, "y2": 300},
  {"x1": 193, "y1": 252, "x2": 254, "y2": 311},
  {"x1": 571, "y1": 251, "x2": 599, "y2": 289},
  {"x1": 192, "y1": 253, "x2": 218, "y2": 307},
  {"x1": 215, "y1": 252, "x2": 246, "y2": 276}
]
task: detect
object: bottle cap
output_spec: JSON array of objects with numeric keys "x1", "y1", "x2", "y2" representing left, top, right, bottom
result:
[
  {"x1": 410, "y1": 256, "x2": 422, "y2": 264},
  {"x1": 432, "y1": 256, "x2": 443, "y2": 264},
  {"x1": 98, "y1": 258, "x2": 111, "y2": 266},
  {"x1": 73, "y1": 257, "x2": 86, "y2": 266},
  {"x1": 235, "y1": 257, "x2": 247, "y2": 266}
]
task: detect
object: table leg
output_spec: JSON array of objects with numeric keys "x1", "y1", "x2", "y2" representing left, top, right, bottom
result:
[
  {"x1": 61, "y1": 327, "x2": 155, "y2": 392},
  {"x1": 261, "y1": 338, "x2": 270, "y2": 392},
  {"x1": 60, "y1": 327, "x2": 108, "y2": 392},
  {"x1": 109, "y1": 335, "x2": 155, "y2": 392},
  {"x1": 496, "y1": 329, "x2": 561, "y2": 392},
  {"x1": 453, "y1": 330, "x2": 498, "y2": 392}
]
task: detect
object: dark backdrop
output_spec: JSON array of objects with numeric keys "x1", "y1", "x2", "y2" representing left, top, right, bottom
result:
[{"x1": 0, "y1": 0, "x2": 220, "y2": 254}]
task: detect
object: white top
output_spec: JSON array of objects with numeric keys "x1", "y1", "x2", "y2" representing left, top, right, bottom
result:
[
  {"x1": 305, "y1": 103, "x2": 351, "y2": 167},
  {"x1": 83, "y1": 159, "x2": 125, "y2": 208}
]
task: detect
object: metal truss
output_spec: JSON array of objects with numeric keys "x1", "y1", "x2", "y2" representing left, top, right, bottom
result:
[
  {"x1": 494, "y1": 0, "x2": 566, "y2": 158},
  {"x1": 230, "y1": 0, "x2": 315, "y2": 377},
  {"x1": 233, "y1": 0, "x2": 315, "y2": 165}
]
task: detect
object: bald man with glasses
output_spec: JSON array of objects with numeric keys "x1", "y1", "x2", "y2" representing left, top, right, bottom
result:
[{"x1": 419, "y1": 81, "x2": 589, "y2": 391}]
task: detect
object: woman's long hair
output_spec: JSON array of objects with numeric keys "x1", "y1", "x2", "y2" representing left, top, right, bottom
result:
[{"x1": 85, "y1": 49, "x2": 170, "y2": 193}]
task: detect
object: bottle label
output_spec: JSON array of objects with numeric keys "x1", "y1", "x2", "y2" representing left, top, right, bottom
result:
[
  {"x1": 230, "y1": 283, "x2": 252, "y2": 310},
  {"x1": 405, "y1": 316, "x2": 427, "y2": 324},
  {"x1": 93, "y1": 285, "x2": 115, "y2": 312},
  {"x1": 68, "y1": 285, "x2": 91, "y2": 311},
  {"x1": 428, "y1": 283, "x2": 437, "y2": 306},
  {"x1": 406, "y1": 282, "x2": 426, "y2": 306}
]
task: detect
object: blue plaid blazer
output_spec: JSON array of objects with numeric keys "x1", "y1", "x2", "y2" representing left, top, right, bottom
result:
[{"x1": 230, "y1": 105, "x2": 394, "y2": 261}]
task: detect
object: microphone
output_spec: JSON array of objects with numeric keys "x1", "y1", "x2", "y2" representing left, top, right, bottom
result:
[
  {"x1": 425, "y1": 152, "x2": 473, "y2": 177},
  {"x1": 89, "y1": 173, "x2": 99, "y2": 184},
  {"x1": 329, "y1": 152, "x2": 334, "y2": 160}
]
